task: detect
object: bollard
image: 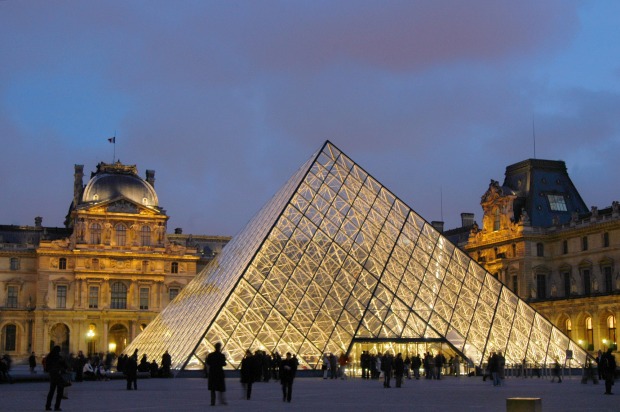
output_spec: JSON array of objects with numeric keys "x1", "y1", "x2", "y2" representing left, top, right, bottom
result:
[{"x1": 506, "y1": 397, "x2": 542, "y2": 412}]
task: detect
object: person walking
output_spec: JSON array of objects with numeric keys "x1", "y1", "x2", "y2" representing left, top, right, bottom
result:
[
  {"x1": 551, "y1": 361, "x2": 562, "y2": 383},
  {"x1": 29, "y1": 352, "x2": 37, "y2": 373},
  {"x1": 45, "y1": 345, "x2": 67, "y2": 411},
  {"x1": 206, "y1": 342, "x2": 227, "y2": 406},
  {"x1": 280, "y1": 352, "x2": 298, "y2": 402}
]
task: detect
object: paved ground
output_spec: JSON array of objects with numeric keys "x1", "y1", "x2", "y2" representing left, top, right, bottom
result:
[{"x1": 1, "y1": 369, "x2": 617, "y2": 412}]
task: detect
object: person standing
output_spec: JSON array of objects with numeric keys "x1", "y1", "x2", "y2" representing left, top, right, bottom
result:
[
  {"x1": 206, "y1": 342, "x2": 227, "y2": 406},
  {"x1": 29, "y1": 352, "x2": 37, "y2": 374},
  {"x1": 240, "y1": 350, "x2": 257, "y2": 400},
  {"x1": 601, "y1": 348, "x2": 617, "y2": 395},
  {"x1": 280, "y1": 352, "x2": 298, "y2": 402},
  {"x1": 412, "y1": 354, "x2": 422, "y2": 380},
  {"x1": 45, "y1": 345, "x2": 67, "y2": 411},
  {"x1": 125, "y1": 350, "x2": 138, "y2": 390},
  {"x1": 161, "y1": 350, "x2": 172, "y2": 378},
  {"x1": 394, "y1": 353, "x2": 404, "y2": 388}
]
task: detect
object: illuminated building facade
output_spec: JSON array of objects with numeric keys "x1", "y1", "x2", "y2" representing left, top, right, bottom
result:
[
  {"x1": 463, "y1": 159, "x2": 620, "y2": 356},
  {"x1": 126, "y1": 142, "x2": 588, "y2": 373},
  {"x1": 0, "y1": 162, "x2": 228, "y2": 361}
]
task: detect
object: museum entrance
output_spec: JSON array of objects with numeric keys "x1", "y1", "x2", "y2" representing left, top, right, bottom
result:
[{"x1": 348, "y1": 339, "x2": 471, "y2": 377}]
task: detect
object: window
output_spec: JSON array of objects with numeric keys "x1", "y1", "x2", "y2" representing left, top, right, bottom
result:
[
  {"x1": 493, "y1": 208, "x2": 500, "y2": 231},
  {"x1": 608, "y1": 316, "x2": 617, "y2": 344},
  {"x1": 565, "y1": 319, "x2": 572, "y2": 340},
  {"x1": 10, "y1": 257, "x2": 19, "y2": 271},
  {"x1": 604, "y1": 266, "x2": 613, "y2": 293},
  {"x1": 536, "y1": 274, "x2": 546, "y2": 299},
  {"x1": 582, "y1": 236, "x2": 588, "y2": 251},
  {"x1": 110, "y1": 282, "x2": 127, "y2": 309},
  {"x1": 603, "y1": 232, "x2": 610, "y2": 248},
  {"x1": 512, "y1": 275, "x2": 518, "y2": 295},
  {"x1": 115, "y1": 224, "x2": 127, "y2": 246},
  {"x1": 59, "y1": 258, "x2": 67, "y2": 270},
  {"x1": 512, "y1": 244, "x2": 516, "y2": 257},
  {"x1": 563, "y1": 272, "x2": 571, "y2": 297},
  {"x1": 586, "y1": 317, "x2": 594, "y2": 348},
  {"x1": 56, "y1": 285, "x2": 67, "y2": 309},
  {"x1": 3, "y1": 324, "x2": 16, "y2": 351},
  {"x1": 88, "y1": 286, "x2": 99, "y2": 309},
  {"x1": 171, "y1": 262, "x2": 179, "y2": 274},
  {"x1": 583, "y1": 269, "x2": 591, "y2": 295},
  {"x1": 536, "y1": 243, "x2": 544, "y2": 257},
  {"x1": 90, "y1": 223, "x2": 102, "y2": 244},
  {"x1": 547, "y1": 194, "x2": 568, "y2": 212},
  {"x1": 142, "y1": 261, "x2": 149, "y2": 273},
  {"x1": 7, "y1": 285, "x2": 18, "y2": 308},
  {"x1": 92, "y1": 259, "x2": 100, "y2": 270},
  {"x1": 562, "y1": 240, "x2": 568, "y2": 255},
  {"x1": 140, "y1": 226, "x2": 151, "y2": 246},
  {"x1": 139, "y1": 287, "x2": 149, "y2": 310},
  {"x1": 169, "y1": 288, "x2": 179, "y2": 302}
]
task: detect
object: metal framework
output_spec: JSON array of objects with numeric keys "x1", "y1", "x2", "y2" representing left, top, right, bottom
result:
[{"x1": 124, "y1": 141, "x2": 588, "y2": 371}]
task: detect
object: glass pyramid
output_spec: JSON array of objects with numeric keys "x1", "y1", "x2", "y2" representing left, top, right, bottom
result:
[{"x1": 124, "y1": 141, "x2": 588, "y2": 372}]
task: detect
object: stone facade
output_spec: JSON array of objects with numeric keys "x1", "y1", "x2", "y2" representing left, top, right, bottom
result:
[
  {"x1": 462, "y1": 160, "x2": 619, "y2": 358},
  {"x1": 0, "y1": 162, "x2": 229, "y2": 363}
]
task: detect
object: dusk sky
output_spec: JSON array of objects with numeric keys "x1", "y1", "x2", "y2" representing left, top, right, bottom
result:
[{"x1": 1, "y1": 1, "x2": 619, "y2": 237}]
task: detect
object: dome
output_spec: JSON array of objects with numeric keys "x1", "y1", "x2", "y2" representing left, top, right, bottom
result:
[{"x1": 81, "y1": 162, "x2": 159, "y2": 207}]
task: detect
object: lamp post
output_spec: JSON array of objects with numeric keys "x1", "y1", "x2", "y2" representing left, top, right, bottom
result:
[{"x1": 87, "y1": 327, "x2": 95, "y2": 357}]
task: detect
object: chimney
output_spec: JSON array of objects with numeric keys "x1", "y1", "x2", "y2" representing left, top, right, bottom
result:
[
  {"x1": 174, "y1": 228, "x2": 183, "y2": 234},
  {"x1": 431, "y1": 221, "x2": 444, "y2": 233},
  {"x1": 461, "y1": 213, "x2": 475, "y2": 227},
  {"x1": 74, "y1": 165, "x2": 84, "y2": 206},
  {"x1": 146, "y1": 170, "x2": 155, "y2": 187},
  {"x1": 34, "y1": 216, "x2": 42, "y2": 228}
]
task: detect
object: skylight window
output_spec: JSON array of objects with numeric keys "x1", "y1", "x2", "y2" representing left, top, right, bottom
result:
[{"x1": 548, "y1": 194, "x2": 568, "y2": 212}]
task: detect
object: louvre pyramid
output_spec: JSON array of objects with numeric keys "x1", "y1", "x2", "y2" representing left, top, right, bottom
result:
[{"x1": 124, "y1": 141, "x2": 588, "y2": 372}]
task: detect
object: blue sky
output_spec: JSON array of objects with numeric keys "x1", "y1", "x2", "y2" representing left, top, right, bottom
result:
[{"x1": 1, "y1": 1, "x2": 619, "y2": 236}]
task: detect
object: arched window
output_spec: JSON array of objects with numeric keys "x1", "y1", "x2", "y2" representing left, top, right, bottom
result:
[
  {"x1": 171, "y1": 262, "x2": 179, "y2": 274},
  {"x1": 585, "y1": 317, "x2": 594, "y2": 348},
  {"x1": 608, "y1": 315, "x2": 617, "y2": 344},
  {"x1": 493, "y1": 208, "x2": 500, "y2": 231},
  {"x1": 90, "y1": 223, "x2": 102, "y2": 244},
  {"x1": 565, "y1": 318, "x2": 572, "y2": 340},
  {"x1": 115, "y1": 224, "x2": 127, "y2": 246},
  {"x1": 110, "y1": 282, "x2": 127, "y2": 309},
  {"x1": 140, "y1": 226, "x2": 151, "y2": 246},
  {"x1": 3, "y1": 324, "x2": 16, "y2": 351}
]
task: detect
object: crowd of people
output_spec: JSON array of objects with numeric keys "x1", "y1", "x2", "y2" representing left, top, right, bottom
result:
[
  {"x1": 204, "y1": 343, "x2": 299, "y2": 405},
  {"x1": 359, "y1": 351, "x2": 455, "y2": 384}
]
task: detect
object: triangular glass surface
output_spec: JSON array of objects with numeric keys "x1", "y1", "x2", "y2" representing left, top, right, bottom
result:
[{"x1": 124, "y1": 141, "x2": 588, "y2": 372}]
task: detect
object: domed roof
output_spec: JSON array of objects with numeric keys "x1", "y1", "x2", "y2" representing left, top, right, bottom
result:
[{"x1": 81, "y1": 162, "x2": 159, "y2": 207}]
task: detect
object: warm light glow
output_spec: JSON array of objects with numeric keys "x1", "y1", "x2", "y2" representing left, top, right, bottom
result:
[
  {"x1": 109, "y1": 343, "x2": 117, "y2": 353},
  {"x1": 87, "y1": 329, "x2": 95, "y2": 338}
]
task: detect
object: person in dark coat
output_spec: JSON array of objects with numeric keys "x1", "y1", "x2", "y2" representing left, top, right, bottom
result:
[
  {"x1": 394, "y1": 353, "x2": 404, "y2": 388},
  {"x1": 161, "y1": 350, "x2": 172, "y2": 378},
  {"x1": 29, "y1": 352, "x2": 37, "y2": 373},
  {"x1": 382, "y1": 353, "x2": 393, "y2": 388},
  {"x1": 45, "y1": 345, "x2": 67, "y2": 411},
  {"x1": 412, "y1": 354, "x2": 422, "y2": 380},
  {"x1": 601, "y1": 348, "x2": 617, "y2": 395},
  {"x1": 125, "y1": 350, "x2": 138, "y2": 390},
  {"x1": 206, "y1": 342, "x2": 227, "y2": 406},
  {"x1": 280, "y1": 352, "x2": 298, "y2": 402},
  {"x1": 240, "y1": 349, "x2": 258, "y2": 400}
]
